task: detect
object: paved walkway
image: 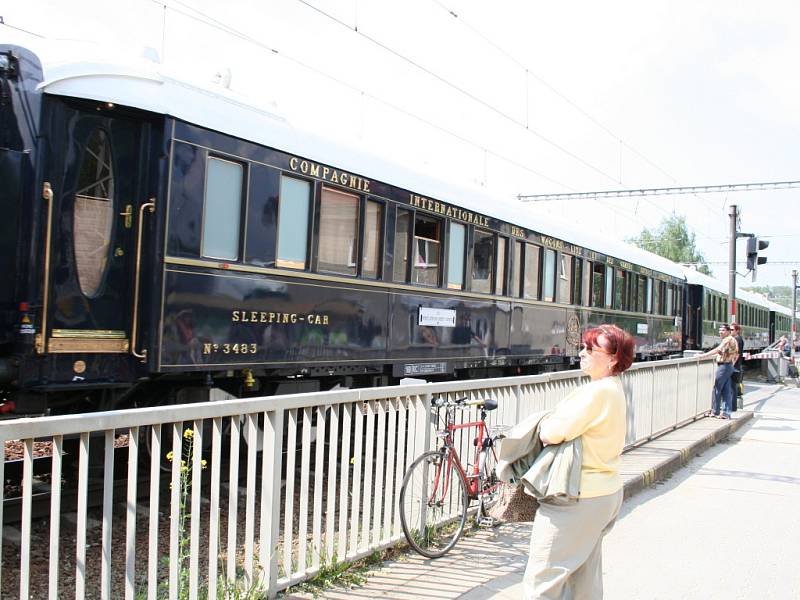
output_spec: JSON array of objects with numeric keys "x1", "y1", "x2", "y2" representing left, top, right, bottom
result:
[{"x1": 285, "y1": 382, "x2": 796, "y2": 599}]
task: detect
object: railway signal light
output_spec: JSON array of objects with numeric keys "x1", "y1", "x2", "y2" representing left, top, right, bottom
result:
[{"x1": 746, "y1": 237, "x2": 769, "y2": 280}]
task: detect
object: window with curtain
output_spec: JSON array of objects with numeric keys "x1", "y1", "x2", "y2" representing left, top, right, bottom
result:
[
  {"x1": 495, "y1": 237, "x2": 507, "y2": 295},
  {"x1": 362, "y1": 200, "x2": 383, "y2": 279},
  {"x1": 318, "y1": 187, "x2": 359, "y2": 275},
  {"x1": 74, "y1": 128, "x2": 115, "y2": 297},
  {"x1": 523, "y1": 244, "x2": 540, "y2": 300}
]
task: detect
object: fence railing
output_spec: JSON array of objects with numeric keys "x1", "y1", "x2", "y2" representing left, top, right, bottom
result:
[{"x1": 0, "y1": 357, "x2": 715, "y2": 598}]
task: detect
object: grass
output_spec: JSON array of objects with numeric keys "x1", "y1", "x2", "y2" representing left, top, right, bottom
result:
[{"x1": 286, "y1": 550, "x2": 384, "y2": 597}]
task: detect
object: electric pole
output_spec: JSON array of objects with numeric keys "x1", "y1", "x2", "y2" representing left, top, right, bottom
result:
[
  {"x1": 793, "y1": 270, "x2": 798, "y2": 359},
  {"x1": 729, "y1": 204, "x2": 737, "y2": 322}
]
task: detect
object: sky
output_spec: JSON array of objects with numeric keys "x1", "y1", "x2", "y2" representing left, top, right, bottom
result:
[{"x1": 3, "y1": 0, "x2": 799, "y2": 288}]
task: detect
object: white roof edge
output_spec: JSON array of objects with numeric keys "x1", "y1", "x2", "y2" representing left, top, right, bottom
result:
[{"x1": 13, "y1": 39, "x2": 683, "y2": 280}]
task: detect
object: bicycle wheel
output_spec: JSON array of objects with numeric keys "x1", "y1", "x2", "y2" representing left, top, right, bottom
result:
[
  {"x1": 399, "y1": 450, "x2": 469, "y2": 558},
  {"x1": 477, "y1": 444, "x2": 502, "y2": 519}
]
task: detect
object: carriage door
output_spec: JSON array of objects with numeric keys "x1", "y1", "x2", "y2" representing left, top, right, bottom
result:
[{"x1": 39, "y1": 106, "x2": 149, "y2": 355}]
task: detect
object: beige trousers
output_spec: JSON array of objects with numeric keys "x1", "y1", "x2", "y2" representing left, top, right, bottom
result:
[{"x1": 523, "y1": 488, "x2": 623, "y2": 600}]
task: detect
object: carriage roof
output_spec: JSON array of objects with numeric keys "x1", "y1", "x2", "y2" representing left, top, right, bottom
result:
[{"x1": 21, "y1": 39, "x2": 688, "y2": 279}]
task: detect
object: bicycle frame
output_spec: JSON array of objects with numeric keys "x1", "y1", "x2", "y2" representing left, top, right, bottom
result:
[{"x1": 430, "y1": 406, "x2": 499, "y2": 501}]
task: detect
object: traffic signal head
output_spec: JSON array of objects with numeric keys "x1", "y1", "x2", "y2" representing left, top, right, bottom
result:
[{"x1": 746, "y1": 237, "x2": 769, "y2": 276}]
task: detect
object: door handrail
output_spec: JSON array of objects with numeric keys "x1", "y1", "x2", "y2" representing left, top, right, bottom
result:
[
  {"x1": 35, "y1": 182, "x2": 55, "y2": 354},
  {"x1": 131, "y1": 198, "x2": 155, "y2": 361}
]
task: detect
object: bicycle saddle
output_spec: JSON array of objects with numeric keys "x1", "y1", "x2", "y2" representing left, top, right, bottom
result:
[{"x1": 481, "y1": 398, "x2": 498, "y2": 411}]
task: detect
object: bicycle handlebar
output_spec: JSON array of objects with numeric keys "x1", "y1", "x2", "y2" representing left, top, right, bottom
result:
[{"x1": 431, "y1": 396, "x2": 498, "y2": 411}]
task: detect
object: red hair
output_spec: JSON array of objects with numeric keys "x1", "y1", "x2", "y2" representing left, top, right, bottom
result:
[{"x1": 583, "y1": 324, "x2": 635, "y2": 375}]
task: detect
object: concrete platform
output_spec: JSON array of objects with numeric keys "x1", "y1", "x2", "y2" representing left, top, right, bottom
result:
[{"x1": 283, "y1": 396, "x2": 758, "y2": 599}]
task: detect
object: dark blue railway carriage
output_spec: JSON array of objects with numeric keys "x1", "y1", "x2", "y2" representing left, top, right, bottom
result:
[{"x1": 0, "y1": 42, "x2": 685, "y2": 415}]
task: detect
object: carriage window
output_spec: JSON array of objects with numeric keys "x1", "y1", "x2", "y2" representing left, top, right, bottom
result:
[
  {"x1": 666, "y1": 285, "x2": 674, "y2": 316},
  {"x1": 362, "y1": 200, "x2": 383, "y2": 279},
  {"x1": 543, "y1": 249, "x2": 557, "y2": 302},
  {"x1": 277, "y1": 176, "x2": 311, "y2": 269},
  {"x1": 74, "y1": 129, "x2": 115, "y2": 297},
  {"x1": 495, "y1": 237, "x2": 507, "y2": 295},
  {"x1": 636, "y1": 275, "x2": 646, "y2": 312},
  {"x1": 523, "y1": 243, "x2": 541, "y2": 300},
  {"x1": 614, "y1": 270, "x2": 625, "y2": 310},
  {"x1": 394, "y1": 209, "x2": 411, "y2": 282},
  {"x1": 591, "y1": 262, "x2": 605, "y2": 308},
  {"x1": 605, "y1": 266, "x2": 614, "y2": 308},
  {"x1": 447, "y1": 222, "x2": 466, "y2": 289},
  {"x1": 318, "y1": 187, "x2": 359, "y2": 275},
  {"x1": 202, "y1": 157, "x2": 243, "y2": 261},
  {"x1": 653, "y1": 280, "x2": 662, "y2": 315},
  {"x1": 582, "y1": 260, "x2": 591, "y2": 306},
  {"x1": 512, "y1": 241, "x2": 523, "y2": 297},
  {"x1": 472, "y1": 230, "x2": 494, "y2": 294},
  {"x1": 413, "y1": 214, "x2": 441, "y2": 286},
  {"x1": 559, "y1": 254, "x2": 572, "y2": 303},
  {"x1": 573, "y1": 258, "x2": 582, "y2": 306}
]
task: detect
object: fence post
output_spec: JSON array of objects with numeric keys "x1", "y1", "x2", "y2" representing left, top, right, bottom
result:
[
  {"x1": 515, "y1": 384, "x2": 523, "y2": 424},
  {"x1": 649, "y1": 364, "x2": 657, "y2": 438},
  {"x1": 675, "y1": 362, "x2": 680, "y2": 425},
  {"x1": 262, "y1": 409, "x2": 284, "y2": 598}
]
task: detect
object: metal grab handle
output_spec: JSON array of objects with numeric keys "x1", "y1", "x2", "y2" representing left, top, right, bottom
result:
[
  {"x1": 131, "y1": 199, "x2": 155, "y2": 360},
  {"x1": 35, "y1": 182, "x2": 55, "y2": 354}
]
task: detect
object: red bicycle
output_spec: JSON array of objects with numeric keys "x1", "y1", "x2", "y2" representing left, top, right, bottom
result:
[{"x1": 399, "y1": 396, "x2": 507, "y2": 558}]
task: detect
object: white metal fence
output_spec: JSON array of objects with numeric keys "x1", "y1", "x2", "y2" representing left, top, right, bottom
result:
[{"x1": 0, "y1": 357, "x2": 715, "y2": 599}]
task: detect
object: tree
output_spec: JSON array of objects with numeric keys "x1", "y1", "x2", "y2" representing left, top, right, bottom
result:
[
  {"x1": 627, "y1": 214, "x2": 713, "y2": 276},
  {"x1": 742, "y1": 285, "x2": 793, "y2": 309}
]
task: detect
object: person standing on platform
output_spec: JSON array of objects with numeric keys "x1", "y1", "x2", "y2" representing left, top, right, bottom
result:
[
  {"x1": 523, "y1": 324, "x2": 635, "y2": 600},
  {"x1": 701, "y1": 324, "x2": 738, "y2": 419},
  {"x1": 730, "y1": 322, "x2": 744, "y2": 411}
]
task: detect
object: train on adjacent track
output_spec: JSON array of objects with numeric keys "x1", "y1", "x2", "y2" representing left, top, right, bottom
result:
[{"x1": 0, "y1": 42, "x2": 792, "y2": 417}]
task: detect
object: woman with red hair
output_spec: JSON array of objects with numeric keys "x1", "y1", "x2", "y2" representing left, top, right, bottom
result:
[{"x1": 524, "y1": 324, "x2": 635, "y2": 600}]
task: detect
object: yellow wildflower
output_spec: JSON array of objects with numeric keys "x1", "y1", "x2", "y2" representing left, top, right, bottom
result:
[
  {"x1": 183, "y1": 428, "x2": 194, "y2": 440},
  {"x1": 166, "y1": 451, "x2": 174, "y2": 461},
  {"x1": 201, "y1": 459, "x2": 208, "y2": 470}
]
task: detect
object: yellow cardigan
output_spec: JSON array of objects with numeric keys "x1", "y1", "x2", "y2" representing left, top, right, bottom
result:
[{"x1": 540, "y1": 376, "x2": 627, "y2": 498}]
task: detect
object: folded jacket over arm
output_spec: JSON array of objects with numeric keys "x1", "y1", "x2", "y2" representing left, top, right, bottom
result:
[{"x1": 496, "y1": 410, "x2": 582, "y2": 504}]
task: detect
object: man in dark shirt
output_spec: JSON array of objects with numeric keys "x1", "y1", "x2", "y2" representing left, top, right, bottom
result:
[{"x1": 730, "y1": 322, "x2": 745, "y2": 410}]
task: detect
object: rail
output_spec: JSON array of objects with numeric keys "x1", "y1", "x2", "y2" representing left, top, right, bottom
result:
[{"x1": 0, "y1": 356, "x2": 715, "y2": 598}]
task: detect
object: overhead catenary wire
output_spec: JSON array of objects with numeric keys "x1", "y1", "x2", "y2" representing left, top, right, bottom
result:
[
  {"x1": 158, "y1": 1, "x2": 680, "y2": 232},
  {"x1": 155, "y1": 0, "x2": 570, "y2": 189},
  {"x1": 293, "y1": 0, "x2": 623, "y2": 187},
  {"x1": 427, "y1": 0, "x2": 722, "y2": 222}
]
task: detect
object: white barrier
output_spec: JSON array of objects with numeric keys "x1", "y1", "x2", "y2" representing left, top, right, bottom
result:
[{"x1": 0, "y1": 357, "x2": 716, "y2": 598}]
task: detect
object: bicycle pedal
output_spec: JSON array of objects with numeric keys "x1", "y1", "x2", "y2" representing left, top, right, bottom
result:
[{"x1": 477, "y1": 516, "x2": 496, "y2": 528}]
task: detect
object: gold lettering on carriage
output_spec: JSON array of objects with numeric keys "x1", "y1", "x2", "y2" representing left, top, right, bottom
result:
[
  {"x1": 288, "y1": 157, "x2": 370, "y2": 193},
  {"x1": 408, "y1": 194, "x2": 489, "y2": 227},
  {"x1": 231, "y1": 310, "x2": 330, "y2": 325},
  {"x1": 540, "y1": 236, "x2": 564, "y2": 250}
]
